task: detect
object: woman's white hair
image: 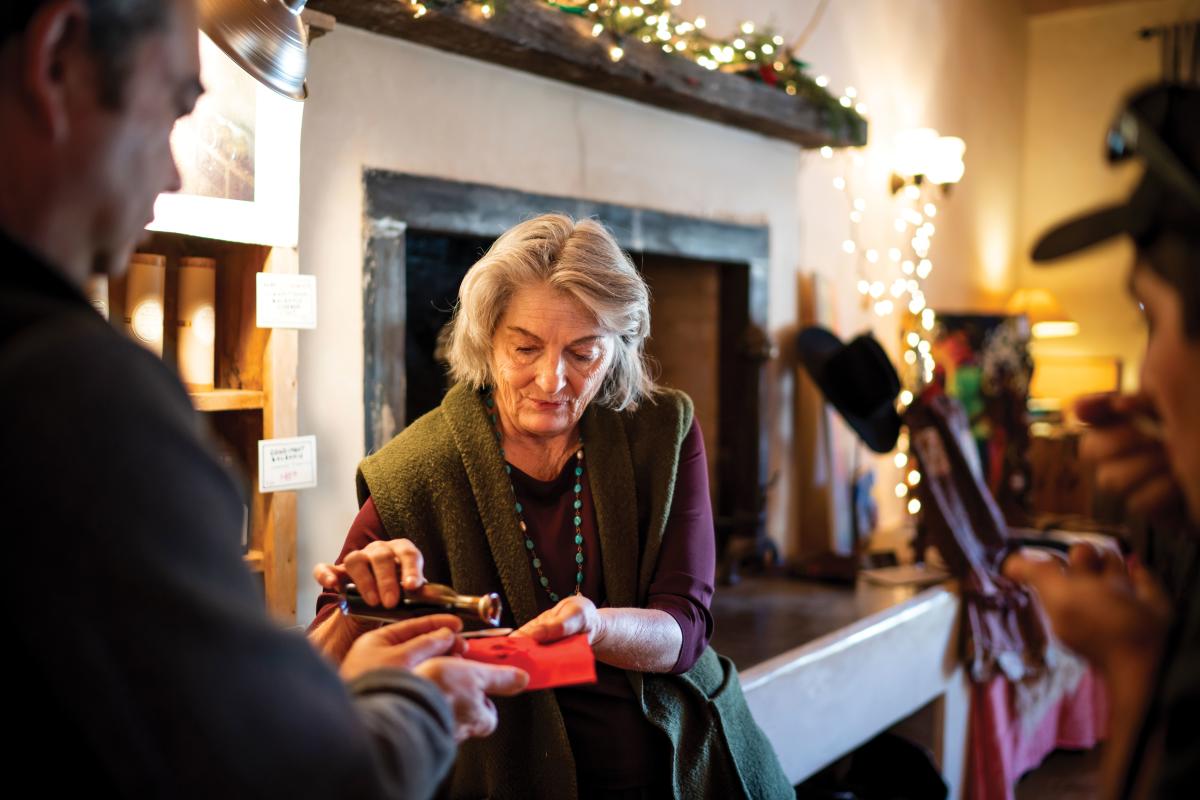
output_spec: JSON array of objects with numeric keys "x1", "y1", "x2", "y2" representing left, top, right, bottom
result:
[{"x1": 444, "y1": 213, "x2": 655, "y2": 411}]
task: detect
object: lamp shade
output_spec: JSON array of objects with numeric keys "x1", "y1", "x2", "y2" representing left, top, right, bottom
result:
[
  {"x1": 926, "y1": 136, "x2": 966, "y2": 185},
  {"x1": 199, "y1": 0, "x2": 308, "y2": 102},
  {"x1": 893, "y1": 128, "x2": 940, "y2": 178},
  {"x1": 1006, "y1": 287, "x2": 1079, "y2": 338},
  {"x1": 893, "y1": 129, "x2": 966, "y2": 187}
]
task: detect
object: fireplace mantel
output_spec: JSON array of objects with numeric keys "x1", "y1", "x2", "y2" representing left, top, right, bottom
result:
[{"x1": 307, "y1": 0, "x2": 867, "y2": 149}]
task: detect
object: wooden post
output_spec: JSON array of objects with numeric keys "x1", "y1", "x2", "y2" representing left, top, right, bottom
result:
[{"x1": 261, "y1": 247, "x2": 300, "y2": 623}]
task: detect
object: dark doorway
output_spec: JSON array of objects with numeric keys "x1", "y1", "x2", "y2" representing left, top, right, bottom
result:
[{"x1": 403, "y1": 231, "x2": 491, "y2": 425}]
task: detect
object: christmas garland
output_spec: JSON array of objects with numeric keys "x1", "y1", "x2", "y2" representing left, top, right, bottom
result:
[{"x1": 409, "y1": 0, "x2": 864, "y2": 135}]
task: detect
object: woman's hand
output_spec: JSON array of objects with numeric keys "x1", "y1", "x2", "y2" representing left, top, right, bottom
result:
[
  {"x1": 513, "y1": 595, "x2": 607, "y2": 645},
  {"x1": 1077, "y1": 393, "x2": 1183, "y2": 518},
  {"x1": 313, "y1": 538, "x2": 427, "y2": 608}
]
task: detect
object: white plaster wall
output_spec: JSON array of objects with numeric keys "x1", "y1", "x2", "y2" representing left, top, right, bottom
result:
[
  {"x1": 296, "y1": 0, "x2": 1028, "y2": 622},
  {"x1": 1017, "y1": 0, "x2": 1199, "y2": 389}
]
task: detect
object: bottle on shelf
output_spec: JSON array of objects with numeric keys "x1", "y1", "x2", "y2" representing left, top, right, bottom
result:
[
  {"x1": 177, "y1": 256, "x2": 217, "y2": 391},
  {"x1": 125, "y1": 253, "x2": 167, "y2": 356},
  {"x1": 84, "y1": 275, "x2": 109, "y2": 320}
]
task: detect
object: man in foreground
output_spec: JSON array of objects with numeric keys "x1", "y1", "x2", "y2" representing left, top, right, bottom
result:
[
  {"x1": 1005, "y1": 83, "x2": 1199, "y2": 798},
  {"x1": 1, "y1": 1, "x2": 525, "y2": 795}
]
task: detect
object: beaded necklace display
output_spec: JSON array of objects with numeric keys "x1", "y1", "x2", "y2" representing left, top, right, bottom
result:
[{"x1": 486, "y1": 391, "x2": 585, "y2": 603}]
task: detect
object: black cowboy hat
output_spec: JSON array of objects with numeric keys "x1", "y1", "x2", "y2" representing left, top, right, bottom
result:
[
  {"x1": 1032, "y1": 83, "x2": 1200, "y2": 263},
  {"x1": 797, "y1": 327, "x2": 902, "y2": 454}
]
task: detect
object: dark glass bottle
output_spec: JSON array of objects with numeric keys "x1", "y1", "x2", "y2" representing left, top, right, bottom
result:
[{"x1": 339, "y1": 582, "x2": 503, "y2": 627}]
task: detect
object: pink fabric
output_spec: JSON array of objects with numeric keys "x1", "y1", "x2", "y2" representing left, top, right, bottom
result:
[{"x1": 967, "y1": 667, "x2": 1109, "y2": 800}]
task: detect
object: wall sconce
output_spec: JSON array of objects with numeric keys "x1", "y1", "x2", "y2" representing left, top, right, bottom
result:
[
  {"x1": 1006, "y1": 287, "x2": 1079, "y2": 339},
  {"x1": 891, "y1": 128, "x2": 966, "y2": 195}
]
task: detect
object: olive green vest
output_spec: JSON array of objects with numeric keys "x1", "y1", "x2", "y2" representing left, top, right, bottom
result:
[{"x1": 357, "y1": 382, "x2": 791, "y2": 800}]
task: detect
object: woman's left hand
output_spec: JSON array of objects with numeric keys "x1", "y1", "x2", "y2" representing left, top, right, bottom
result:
[{"x1": 513, "y1": 595, "x2": 606, "y2": 645}]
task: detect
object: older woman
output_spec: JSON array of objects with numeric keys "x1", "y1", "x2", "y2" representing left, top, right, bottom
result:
[{"x1": 308, "y1": 214, "x2": 789, "y2": 800}]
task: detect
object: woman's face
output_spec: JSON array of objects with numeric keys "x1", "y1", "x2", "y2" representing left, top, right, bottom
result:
[
  {"x1": 491, "y1": 284, "x2": 613, "y2": 440},
  {"x1": 1133, "y1": 264, "x2": 1200, "y2": 522}
]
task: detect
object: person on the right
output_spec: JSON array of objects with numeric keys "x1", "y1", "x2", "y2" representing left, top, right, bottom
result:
[{"x1": 1003, "y1": 83, "x2": 1199, "y2": 799}]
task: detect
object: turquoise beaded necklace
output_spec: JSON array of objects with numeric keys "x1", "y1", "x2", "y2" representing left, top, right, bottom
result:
[{"x1": 486, "y1": 391, "x2": 585, "y2": 603}]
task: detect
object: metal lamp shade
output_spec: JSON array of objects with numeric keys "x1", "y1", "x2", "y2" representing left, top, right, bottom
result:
[{"x1": 199, "y1": 0, "x2": 309, "y2": 101}]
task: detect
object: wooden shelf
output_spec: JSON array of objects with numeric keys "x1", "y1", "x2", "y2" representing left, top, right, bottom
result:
[
  {"x1": 131, "y1": 27, "x2": 304, "y2": 625},
  {"x1": 190, "y1": 389, "x2": 266, "y2": 412},
  {"x1": 117, "y1": 232, "x2": 300, "y2": 623},
  {"x1": 307, "y1": 0, "x2": 866, "y2": 148},
  {"x1": 244, "y1": 549, "x2": 265, "y2": 573}
]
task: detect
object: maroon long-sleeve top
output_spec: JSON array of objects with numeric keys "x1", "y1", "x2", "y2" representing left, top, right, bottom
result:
[{"x1": 312, "y1": 419, "x2": 716, "y2": 790}]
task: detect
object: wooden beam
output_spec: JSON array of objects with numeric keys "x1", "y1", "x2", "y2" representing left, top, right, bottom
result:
[
  {"x1": 302, "y1": 7, "x2": 337, "y2": 41},
  {"x1": 307, "y1": 0, "x2": 865, "y2": 148}
]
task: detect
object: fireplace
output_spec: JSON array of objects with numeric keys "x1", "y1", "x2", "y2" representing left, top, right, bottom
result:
[{"x1": 363, "y1": 171, "x2": 772, "y2": 576}]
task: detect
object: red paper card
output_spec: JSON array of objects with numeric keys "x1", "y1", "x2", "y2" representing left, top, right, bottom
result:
[{"x1": 462, "y1": 633, "x2": 597, "y2": 690}]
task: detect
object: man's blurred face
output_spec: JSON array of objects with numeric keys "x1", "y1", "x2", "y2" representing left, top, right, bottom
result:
[
  {"x1": 1133, "y1": 263, "x2": 1200, "y2": 522},
  {"x1": 70, "y1": 0, "x2": 202, "y2": 276}
]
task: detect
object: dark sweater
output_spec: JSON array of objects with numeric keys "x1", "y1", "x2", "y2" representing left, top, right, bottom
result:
[
  {"x1": 1, "y1": 230, "x2": 456, "y2": 798},
  {"x1": 315, "y1": 421, "x2": 717, "y2": 789},
  {"x1": 352, "y1": 381, "x2": 793, "y2": 799}
]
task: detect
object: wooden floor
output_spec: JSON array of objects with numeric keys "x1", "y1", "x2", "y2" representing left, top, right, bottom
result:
[{"x1": 1016, "y1": 747, "x2": 1103, "y2": 800}]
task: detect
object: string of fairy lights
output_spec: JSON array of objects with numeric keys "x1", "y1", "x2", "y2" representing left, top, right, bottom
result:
[
  {"x1": 819, "y1": 120, "x2": 948, "y2": 518},
  {"x1": 399, "y1": 0, "x2": 864, "y2": 132}
]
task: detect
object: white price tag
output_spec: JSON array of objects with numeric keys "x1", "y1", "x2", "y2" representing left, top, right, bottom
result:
[
  {"x1": 256, "y1": 273, "x2": 317, "y2": 329},
  {"x1": 258, "y1": 435, "x2": 318, "y2": 492}
]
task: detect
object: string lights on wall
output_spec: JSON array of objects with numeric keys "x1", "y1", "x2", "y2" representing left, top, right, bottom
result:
[
  {"x1": 821, "y1": 117, "x2": 966, "y2": 517},
  {"x1": 824, "y1": 142, "x2": 949, "y2": 365},
  {"x1": 826, "y1": 145, "x2": 932, "y2": 516}
]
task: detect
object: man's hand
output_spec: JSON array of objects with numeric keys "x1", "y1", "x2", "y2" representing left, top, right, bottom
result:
[
  {"x1": 512, "y1": 595, "x2": 605, "y2": 645},
  {"x1": 337, "y1": 613, "x2": 529, "y2": 742},
  {"x1": 412, "y1": 658, "x2": 529, "y2": 742},
  {"x1": 1002, "y1": 543, "x2": 1170, "y2": 672},
  {"x1": 1077, "y1": 393, "x2": 1183, "y2": 518},
  {"x1": 339, "y1": 614, "x2": 465, "y2": 681},
  {"x1": 313, "y1": 538, "x2": 427, "y2": 608}
]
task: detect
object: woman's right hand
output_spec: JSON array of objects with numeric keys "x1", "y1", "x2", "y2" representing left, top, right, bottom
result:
[
  {"x1": 313, "y1": 538, "x2": 428, "y2": 608},
  {"x1": 1076, "y1": 393, "x2": 1182, "y2": 518}
]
